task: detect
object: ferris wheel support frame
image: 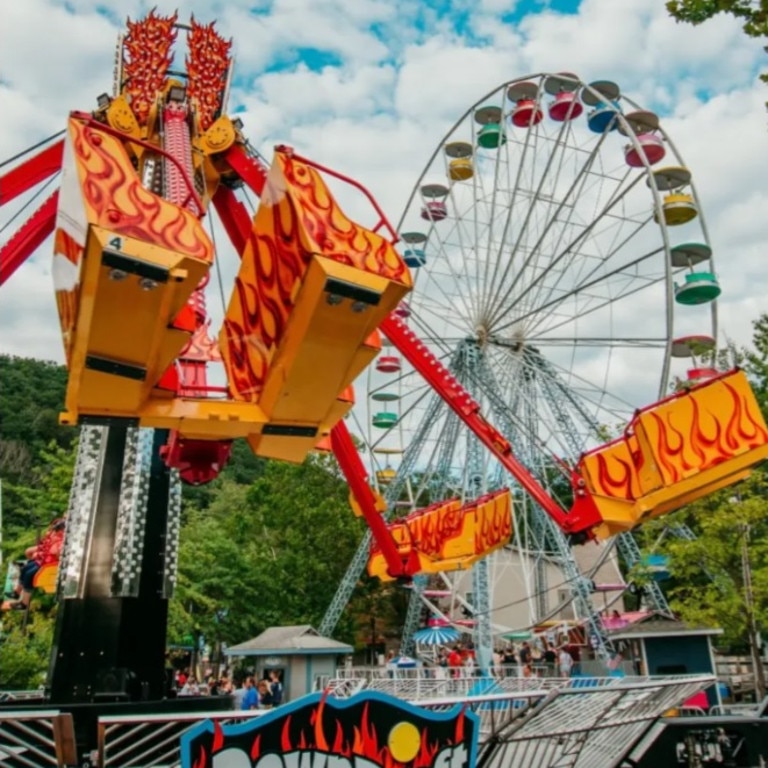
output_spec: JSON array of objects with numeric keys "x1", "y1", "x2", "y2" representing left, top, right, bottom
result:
[
  {"x1": 473, "y1": 351, "x2": 617, "y2": 657},
  {"x1": 378, "y1": 314, "x2": 603, "y2": 538}
]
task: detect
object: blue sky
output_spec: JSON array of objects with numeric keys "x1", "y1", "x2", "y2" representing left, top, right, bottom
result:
[{"x1": 0, "y1": 0, "x2": 766, "y2": 408}]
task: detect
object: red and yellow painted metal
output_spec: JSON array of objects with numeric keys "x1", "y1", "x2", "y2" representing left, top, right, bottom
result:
[
  {"x1": 577, "y1": 369, "x2": 768, "y2": 538},
  {"x1": 368, "y1": 490, "x2": 513, "y2": 581},
  {"x1": 220, "y1": 150, "x2": 411, "y2": 461},
  {"x1": 53, "y1": 115, "x2": 410, "y2": 462}
]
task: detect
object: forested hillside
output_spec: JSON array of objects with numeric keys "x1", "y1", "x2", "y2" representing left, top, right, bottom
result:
[{"x1": 0, "y1": 356, "x2": 407, "y2": 686}]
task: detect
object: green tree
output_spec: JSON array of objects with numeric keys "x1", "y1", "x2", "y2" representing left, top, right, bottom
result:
[
  {"x1": 650, "y1": 476, "x2": 768, "y2": 697},
  {"x1": 0, "y1": 356, "x2": 73, "y2": 465},
  {"x1": 667, "y1": 0, "x2": 768, "y2": 35},
  {"x1": 2, "y1": 441, "x2": 76, "y2": 541},
  {"x1": 0, "y1": 610, "x2": 55, "y2": 689},
  {"x1": 745, "y1": 313, "x2": 768, "y2": 416},
  {"x1": 168, "y1": 456, "x2": 386, "y2": 656}
]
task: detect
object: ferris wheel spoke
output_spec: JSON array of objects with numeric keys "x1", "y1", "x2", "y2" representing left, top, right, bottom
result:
[
  {"x1": 531, "y1": 336, "x2": 667, "y2": 348},
  {"x1": 437, "y1": 205, "x2": 483, "y2": 324},
  {"x1": 522, "y1": 207, "x2": 657, "y2": 322},
  {"x1": 491, "y1": 168, "x2": 647, "y2": 330},
  {"x1": 493, "y1": 153, "x2": 616, "y2": 322},
  {"x1": 476, "y1": 101, "x2": 508, "y2": 269},
  {"x1": 500, "y1": 241, "x2": 664, "y2": 338},
  {"x1": 414, "y1": 217, "x2": 483, "y2": 326},
  {"x1": 511, "y1": 125, "x2": 610, "y2": 320},
  {"x1": 516, "y1": 172, "x2": 649, "y2": 325},
  {"x1": 481, "y1": 117, "x2": 577, "y2": 319},
  {"x1": 477, "y1": 105, "x2": 528, "y2": 315},
  {"x1": 479, "y1": 95, "x2": 542, "y2": 315},
  {"x1": 526, "y1": 276, "x2": 665, "y2": 344}
]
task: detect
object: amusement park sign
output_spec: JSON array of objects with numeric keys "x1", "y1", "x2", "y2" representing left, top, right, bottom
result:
[{"x1": 181, "y1": 691, "x2": 479, "y2": 768}]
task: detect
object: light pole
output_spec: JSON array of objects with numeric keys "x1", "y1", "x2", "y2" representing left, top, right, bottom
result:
[{"x1": 740, "y1": 522, "x2": 766, "y2": 700}]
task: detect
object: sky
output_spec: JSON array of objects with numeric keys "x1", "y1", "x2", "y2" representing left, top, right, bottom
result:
[{"x1": 1, "y1": 0, "x2": 766, "y2": 417}]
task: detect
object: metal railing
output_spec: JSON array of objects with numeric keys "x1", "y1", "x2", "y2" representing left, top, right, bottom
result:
[
  {"x1": 0, "y1": 709, "x2": 76, "y2": 768},
  {"x1": 0, "y1": 674, "x2": 721, "y2": 768},
  {"x1": 709, "y1": 698, "x2": 768, "y2": 717},
  {"x1": 0, "y1": 690, "x2": 46, "y2": 702},
  {"x1": 330, "y1": 663, "x2": 635, "y2": 698},
  {"x1": 97, "y1": 675, "x2": 715, "y2": 765},
  {"x1": 98, "y1": 709, "x2": 265, "y2": 768}
]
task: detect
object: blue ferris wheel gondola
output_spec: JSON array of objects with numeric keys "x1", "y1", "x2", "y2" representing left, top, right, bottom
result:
[
  {"x1": 581, "y1": 79, "x2": 622, "y2": 134},
  {"x1": 587, "y1": 101, "x2": 621, "y2": 133}
]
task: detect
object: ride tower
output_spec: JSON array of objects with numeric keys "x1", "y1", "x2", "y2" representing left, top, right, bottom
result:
[
  {"x1": 0, "y1": 8, "x2": 414, "y2": 718},
  {"x1": 47, "y1": 10, "x2": 236, "y2": 705}
]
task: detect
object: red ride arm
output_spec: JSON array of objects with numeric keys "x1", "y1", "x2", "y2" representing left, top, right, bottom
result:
[
  {"x1": 221, "y1": 143, "x2": 269, "y2": 198},
  {"x1": 212, "y1": 185, "x2": 252, "y2": 256},
  {"x1": 0, "y1": 192, "x2": 58, "y2": 286},
  {"x1": 379, "y1": 314, "x2": 603, "y2": 538},
  {"x1": 330, "y1": 420, "x2": 415, "y2": 579},
  {"x1": 0, "y1": 140, "x2": 63, "y2": 206}
]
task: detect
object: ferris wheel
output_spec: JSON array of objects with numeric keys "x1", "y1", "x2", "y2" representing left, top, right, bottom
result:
[{"x1": 322, "y1": 73, "x2": 721, "y2": 659}]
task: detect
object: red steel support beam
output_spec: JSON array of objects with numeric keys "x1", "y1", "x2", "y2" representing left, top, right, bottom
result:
[
  {"x1": 0, "y1": 140, "x2": 64, "y2": 207},
  {"x1": 0, "y1": 191, "x2": 58, "y2": 286},
  {"x1": 222, "y1": 143, "x2": 269, "y2": 198},
  {"x1": 212, "y1": 185, "x2": 252, "y2": 256},
  {"x1": 380, "y1": 314, "x2": 603, "y2": 537},
  {"x1": 331, "y1": 419, "x2": 416, "y2": 579}
]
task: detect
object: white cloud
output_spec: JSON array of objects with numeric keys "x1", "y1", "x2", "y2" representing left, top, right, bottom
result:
[{"x1": 2, "y1": 0, "x2": 767, "y2": 408}]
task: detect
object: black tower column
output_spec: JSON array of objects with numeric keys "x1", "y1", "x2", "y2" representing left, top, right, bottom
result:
[{"x1": 48, "y1": 427, "x2": 171, "y2": 703}]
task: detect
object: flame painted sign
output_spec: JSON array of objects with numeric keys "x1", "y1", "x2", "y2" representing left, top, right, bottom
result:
[{"x1": 181, "y1": 691, "x2": 479, "y2": 768}]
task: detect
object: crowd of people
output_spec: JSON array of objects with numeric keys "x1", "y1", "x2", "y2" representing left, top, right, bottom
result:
[
  {"x1": 423, "y1": 639, "x2": 581, "y2": 679},
  {"x1": 174, "y1": 668, "x2": 284, "y2": 709}
]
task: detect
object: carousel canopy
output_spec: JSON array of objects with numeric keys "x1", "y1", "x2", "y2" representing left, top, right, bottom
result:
[{"x1": 412, "y1": 625, "x2": 461, "y2": 646}]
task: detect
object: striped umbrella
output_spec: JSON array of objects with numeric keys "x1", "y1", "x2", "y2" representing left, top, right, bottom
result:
[{"x1": 412, "y1": 625, "x2": 461, "y2": 646}]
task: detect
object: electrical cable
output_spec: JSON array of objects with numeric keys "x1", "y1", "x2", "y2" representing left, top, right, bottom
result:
[{"x1": 207, "y1": 211, "x2": 228, "y2": 317}]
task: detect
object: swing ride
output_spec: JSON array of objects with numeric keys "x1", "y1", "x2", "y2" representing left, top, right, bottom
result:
[{"x1": 1, "y1": 12, "x2": 767, "y2": 715}]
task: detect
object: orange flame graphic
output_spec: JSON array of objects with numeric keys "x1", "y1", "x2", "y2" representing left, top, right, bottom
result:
[
  {"x1": 123, "y1": 10, "x2": 177, "y2": 125},
  {"x1": 68, "y1": 119, "x2": 213, "y2": 262}
]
